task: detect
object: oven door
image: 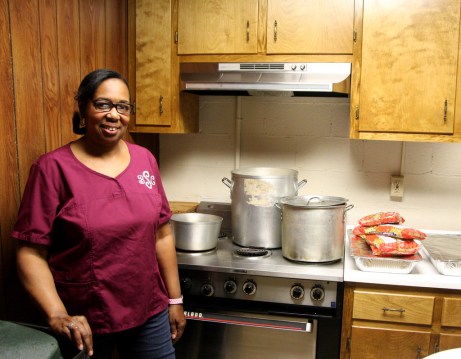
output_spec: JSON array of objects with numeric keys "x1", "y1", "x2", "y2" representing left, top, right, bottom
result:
[{"x1": 174, "y1": 309, "x2": 317, "y2": 359}]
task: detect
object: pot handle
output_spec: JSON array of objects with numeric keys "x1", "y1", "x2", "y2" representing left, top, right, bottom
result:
[
  {"x1": 306, "y1": 196, "x2": 321, "y2": 204},
  {"x1": 297, "y1": 179, "x2": 307, "y2": 191},
  {"x1": 343, "y1": 204, "x2": 354, "y2": 221},
  {"x1": 222, "y1": 177, "x2": 232, "y2": 189}
]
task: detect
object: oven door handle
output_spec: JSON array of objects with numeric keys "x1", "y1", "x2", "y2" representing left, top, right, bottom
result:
[{"x1": 184, "y1": 310, "x2": 313, "y2": 333}]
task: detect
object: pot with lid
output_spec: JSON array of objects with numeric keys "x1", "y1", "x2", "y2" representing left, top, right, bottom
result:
[
  {"x1": 222, "y1": 167, "x2": 307, "y2": 249},
  {"x1": 278, "y1": 195, "x2": 354, "y2": 262}
]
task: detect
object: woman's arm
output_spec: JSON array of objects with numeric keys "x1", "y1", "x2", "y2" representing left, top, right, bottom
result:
[
  {"x1": 16, "y1": 242, "x2": 94, "y2": 356},
  {"x1": 156, "y1": 223, "x2": 186, "y2": 343}
]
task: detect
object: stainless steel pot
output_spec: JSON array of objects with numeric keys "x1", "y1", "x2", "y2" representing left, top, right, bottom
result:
[
  {"x1": 278, "y1": 195, "x2": 354, "y2": 262},
  {"x1": 171, "y1": 213, "x2": 223, "y2": 252},
  {"x1": 222, "y1": 167, "x2": 307, "y2": 249}
]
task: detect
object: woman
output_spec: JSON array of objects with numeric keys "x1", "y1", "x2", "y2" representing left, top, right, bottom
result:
[{"x1": 12, "y1": 69, "x2": 186, "y2": 358}]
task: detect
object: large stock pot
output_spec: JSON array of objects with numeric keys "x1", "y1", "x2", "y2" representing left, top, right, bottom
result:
[
  {"x1": 222, "y1": 167, "x2": 306, "y2": 249},
  {"x1": 278, "y1": 195, "x2": 353, "y2": 262}
]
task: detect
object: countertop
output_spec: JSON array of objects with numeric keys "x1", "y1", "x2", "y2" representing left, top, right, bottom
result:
[
  {"x1": 344, "y1": 227, "x2": 461, "y2": 291},
  {"x1": 169, "y1": 201, "x2": 198, "y2": 214}
]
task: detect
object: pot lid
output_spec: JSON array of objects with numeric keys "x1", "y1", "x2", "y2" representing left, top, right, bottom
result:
[
  {"x1": 231, "y1": 167, "x2": 298, "y2": 178},
  {"x1": 280, "y1": 195, "x2": 348, "y2": 208}
]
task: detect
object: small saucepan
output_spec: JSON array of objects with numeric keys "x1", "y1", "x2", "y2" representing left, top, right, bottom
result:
[{"x1": 171, "y1": 213, "x2": 223, "y2": 252}]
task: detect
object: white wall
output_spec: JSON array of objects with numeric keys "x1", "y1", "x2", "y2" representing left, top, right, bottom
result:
[{"x1": 159, "y1": 96, "x2": 461, "y2": 231}]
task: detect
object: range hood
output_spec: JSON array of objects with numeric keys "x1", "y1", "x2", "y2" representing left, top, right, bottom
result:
[{"x1": 180, "y1": 62, "x2": 351, "y2": 97}]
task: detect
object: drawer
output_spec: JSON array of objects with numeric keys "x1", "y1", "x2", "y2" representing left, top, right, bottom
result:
[
  {"x1": 353, "y1": 290, "x2": 434, "y2": 325},
  {"x1": 441, "y1": 297, "x2": 461, "y2": 327}
]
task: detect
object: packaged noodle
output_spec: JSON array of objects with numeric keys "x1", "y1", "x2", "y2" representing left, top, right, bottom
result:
[
  {"x1": 353, "y1": 225, "x2": 426, "y2": 240},
  {"x1": 358, "y1": 212, "x2": 405, "y2": 227},
  {"x1": 362, "y1": 234, "x2": 420, "y2": 256}
]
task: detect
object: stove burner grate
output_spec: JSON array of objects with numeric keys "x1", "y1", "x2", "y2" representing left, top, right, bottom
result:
[{"x1": 233, "y1": 248, "x2": 272, "y2": 258}]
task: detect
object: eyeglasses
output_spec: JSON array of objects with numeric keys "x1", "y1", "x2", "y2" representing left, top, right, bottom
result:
[{"x1": 92, "y1": 99, "x2": 134, "y2": 115}]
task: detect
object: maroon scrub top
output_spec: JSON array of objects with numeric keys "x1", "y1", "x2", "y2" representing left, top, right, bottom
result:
[{"x1": 12, "y1": 141, "x2": 172, "y2": 334}]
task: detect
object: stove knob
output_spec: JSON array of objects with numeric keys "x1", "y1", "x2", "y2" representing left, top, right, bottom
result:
[
  {"x1": 180, "y1": 278, "x2": 192, "y2": 293},
  {"x1": 290, "y1": 284, "x2": 305, "y2": 300},
  {"x1": 201, "y1": 283, "x2": 215, "y2": 297},
  {"x1": 224, "y1": 280, "x2": 238, "y2": 294},
  {"x1": 242, "y1": 281, "x2": 257, "y2": 296},
  {"x1": 310, "y1": 285, "x2": 325, "y2": 302}
]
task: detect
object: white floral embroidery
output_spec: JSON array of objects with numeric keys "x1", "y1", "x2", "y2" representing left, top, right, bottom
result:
[{"x1": 137, "y1": 170, "x2": 156, "y2": 189}]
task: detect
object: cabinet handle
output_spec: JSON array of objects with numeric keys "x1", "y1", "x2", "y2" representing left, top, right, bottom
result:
[
  {"x1": 382, "y1": 307, "x2": 405, "y2": 314},
  {"x1": 443, "y1": 99, "x2": 448, "y2": 123},
  {"x1": 159, "y1": 95, "x2": 164, "y2": 115},
  {"x1": 417, "y1": 345, "x2": 422, "y2": 359},
  {"x1": 246, "y1": 20, "x2": 250, "y2": 42},
  {"x1": 274, "y1": 20, "x2": 277, "y2": 42}
]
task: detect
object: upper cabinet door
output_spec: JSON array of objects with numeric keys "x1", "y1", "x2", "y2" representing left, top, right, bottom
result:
[
  {"x1": 135, "y1": 0, "x2": 172, "y2": 126},
  {"x1": 266, "y1": 0, "x2": 354, "y2": 54},
  {"x1": 177, "y1": 0, "x2": 259, "y2": 55},
  {"x1": 357, "y1": 0, "x2": 460, "y2": 134}
]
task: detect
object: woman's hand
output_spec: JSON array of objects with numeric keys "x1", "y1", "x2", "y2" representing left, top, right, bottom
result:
[
  {"x1": 49, "y1": 313, "x2": 94, "y2": 356},
  {"x1": 168, "y1": 305, "x2": 186, "y2": 343},
  {"x1": 16, "y1": 243, "x2": 94, "y2": 356}
]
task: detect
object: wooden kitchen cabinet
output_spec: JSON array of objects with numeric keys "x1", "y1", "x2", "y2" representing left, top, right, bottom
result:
[
  {"x1": 349, "y1": 325, "x2": 431, "y2": 359},
  {"x1": 177, "y1": 0, "x2": 259, "y2": 55},
  {"x1": 177, "y1": 0, "x2": 354, "y2": 55},
  {"x1": 439, "y1": 297, "x2": 461, "y2": 352},
  {"x1": 128, "y1": 0, "x2": 198, "y2": 133},
  {"x1": 439, "y1": 333, "x2": 461, "y2": 352},
  {"x1": 350, "y1": 0, "x2": 461, "y2": 142},
  {"x1": 341, "y1": 284, "x2": 461, "y2": 359},
  {"x1": 266, "y1": 0, "x2": 354, "y2": 54},
  {"x1": 352, "y1": 290, "x2": 434, "y2": 325}
]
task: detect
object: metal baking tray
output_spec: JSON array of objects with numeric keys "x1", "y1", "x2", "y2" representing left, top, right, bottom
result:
[
  {"x1": 420, "y1": 234, "x2": 461, "y2": 276},
  {"x1": 349, "y1": 231, "x2": 422, "y2": 274}
]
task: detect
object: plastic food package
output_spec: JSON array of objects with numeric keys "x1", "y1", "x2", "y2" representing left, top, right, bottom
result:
[
  {"x1": 349, "y1": 233, "x2": 422, "y2": 273},
  {"x1": 362, "y1": 234, "x2": 420, "y2": 256},
  {"x1": 358, "y1": 212, "x2": 405, "y2": 227},
  {"x1": 353, "y1": 225, "x2": 427, "y2": 240}
]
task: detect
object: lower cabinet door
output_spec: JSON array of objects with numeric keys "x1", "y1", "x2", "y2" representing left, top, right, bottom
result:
[
  {"x1": 350, "y1": 325, "x2": 431, "y2": 359},
  {"x1": 439, "y1": 332, "x2": 461, "y2": 352}
]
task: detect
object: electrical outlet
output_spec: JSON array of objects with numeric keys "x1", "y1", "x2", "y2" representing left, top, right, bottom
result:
[{"x1": 390, "y1": 175, "x2": 404, "y2": 200}]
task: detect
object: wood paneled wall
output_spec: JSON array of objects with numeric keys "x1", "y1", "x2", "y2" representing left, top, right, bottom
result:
[{"x1": 0, "y1": 0, "x2": 154, "y2": 323}]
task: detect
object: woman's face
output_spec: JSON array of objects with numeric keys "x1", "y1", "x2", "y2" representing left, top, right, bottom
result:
[{"x1": 84, "y1": 78, "x2": 131, "y2": 146}]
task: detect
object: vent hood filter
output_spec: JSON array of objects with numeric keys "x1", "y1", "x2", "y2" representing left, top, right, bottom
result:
[{"x1": 180, "y1": 62, "x2": 351, "y2": 96}]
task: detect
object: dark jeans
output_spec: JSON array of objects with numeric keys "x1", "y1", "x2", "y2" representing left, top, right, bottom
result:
[{"x1": 60, "y1": 309, "x2": 175, "y2": 359}]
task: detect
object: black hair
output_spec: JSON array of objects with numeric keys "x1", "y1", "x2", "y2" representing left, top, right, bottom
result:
[{"x1": 72, "y1": 68, "x2": 130, "y2": 135}]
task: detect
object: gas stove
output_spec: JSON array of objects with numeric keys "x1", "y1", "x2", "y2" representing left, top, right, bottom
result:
[
  {"x1": 177, "y1": 236, "x2": 344, "y2": 281},
  {"x1": 176, "y1": 236, "x2": 343, "y2": 308},
  {"x1": 175, "y1": 203, "x2": 345, "y2": 359}
]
